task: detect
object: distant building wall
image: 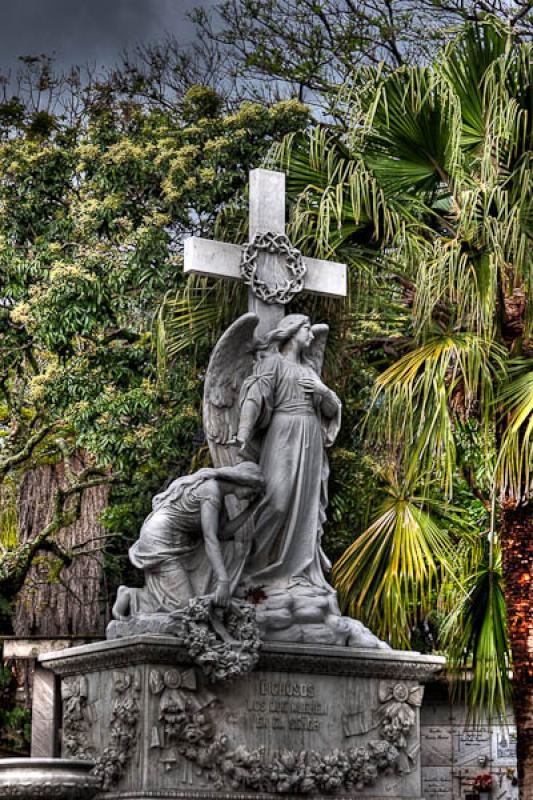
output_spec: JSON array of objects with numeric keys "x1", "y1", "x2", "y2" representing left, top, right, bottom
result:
[{"x1": 421, "y1": 682, "x2": 518, "y2": 800}]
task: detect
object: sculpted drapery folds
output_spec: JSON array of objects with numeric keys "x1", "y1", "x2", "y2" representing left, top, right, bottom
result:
[
  {"x1": 110, "y1": 310, "x2": 386, "y2": 651},
  {"x1": 202, "y1": 311, "x2": 385, "y2": 648},
  {"x1": 235, "y1": 314, "x2": 342, "y2": 595},
  {"x1": 111, "y1": 462, "x2": 265, "y2": 618}
]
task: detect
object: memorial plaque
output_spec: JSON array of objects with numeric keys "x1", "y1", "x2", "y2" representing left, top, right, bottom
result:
[
  {"x1": 453, "y1": 726, "x2": 491, "y2": 766},
  {"x1": 493, "y1": 727, "x2": 517, "y2": 765},
  {"x1": 40, "y1": 636, "x2": 445, "y2": 800},
  {"x1": 421, "y1": 766, "x2": 453, "y2": 800},
  {"x1": 420, "y1": 725, "x2": 452, "y2": 767}
]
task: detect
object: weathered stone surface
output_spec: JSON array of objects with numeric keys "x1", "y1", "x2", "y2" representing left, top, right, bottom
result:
[
  {"x1": 452, "y1": 727, "x2": 492, "y2": 767},
  {"x1": 420, "y1": 726, "x2": 452, "y2": 767},
  {"x1": 492, "y1": 726, "x2": 518, "y2": 764},
  {"x1": 420, "y1": 683, "x2": 519, "y2": 799},
  {"x1": 38, "y1": 637, "x2": 444, "y2": 799},
  {"x1": 114, "y1": 178, "x2": 378, "y2": 653},
  {"x1": 249, "y1": 168, "x2": 286, "y2": 237},
  {"x1": 40, "y1": 637, "x2": 444, "y2": 681},
  {"x1": 30, "y1": 667, "x2": 60, "y2": 758},
  {"x1": 184, "y1": 237, "x2": 347, "y2": 299},
  {"x1": 184, "y1": 168, "x2": 347, "y2": 302},
  {"x1": 421, "y1": 765, "x2": 453, "y2": 800},
  {"x1": 0, "y1": 758, "x2": 100, "y2": 800}
]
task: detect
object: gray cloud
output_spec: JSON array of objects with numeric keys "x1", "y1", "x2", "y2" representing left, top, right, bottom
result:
[{"x1": 2, "y1": 0, "x2": 206, "y2": 75}]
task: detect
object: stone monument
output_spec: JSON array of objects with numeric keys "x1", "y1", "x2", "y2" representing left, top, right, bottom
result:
[{"x1": 31, "y1": 169, "x2": 444, "y2": 800}]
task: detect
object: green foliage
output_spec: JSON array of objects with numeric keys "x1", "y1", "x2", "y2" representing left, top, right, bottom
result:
[
  {"x1": 441, "y1": 536, "x2": 512, "y2": 719},
  {"x1": 0, "y1": 83, "x2": 309, "y2": 612},
  {"x1": 0, "y1": 662, "x2": 31, "y2": 753},
  {"x1": 334, "y1": 470, "x2": 457, "y2": 649},
  {"x1": 190, "y1": 0, "x2": 533, "y2": 111},
  {"x1": 266, "y1": 18, "x2": 533, "y2": 717}
]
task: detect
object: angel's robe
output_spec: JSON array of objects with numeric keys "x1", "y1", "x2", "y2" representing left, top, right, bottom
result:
[{"x1": 237, "y1": 351, "x2": 341, "y2": 594}]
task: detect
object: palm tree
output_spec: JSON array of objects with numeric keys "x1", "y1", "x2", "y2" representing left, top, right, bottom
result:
[
  {"x1": 158, "y1": 16, "x2": 533, "y2": 792},
  {"x1": 272, "y1": 20, "x2": 533, "y2": 795}
]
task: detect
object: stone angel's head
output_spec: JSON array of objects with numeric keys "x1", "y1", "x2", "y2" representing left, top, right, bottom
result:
[
  {"x1": 259, "y1": 314, "x2": 314, "y2": 354},
  {"x1": 151, "y1": 462, "x2": 265, "y2": 512}
]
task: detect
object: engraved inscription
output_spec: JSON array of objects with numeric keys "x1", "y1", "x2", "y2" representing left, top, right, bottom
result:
[
  {"x1": 454, "y1": 728, "x2": 491, "y2": 766},
  {"x1": 259, "y1": 680, "x2": 315, "y2": 697},
  {"x1": 494, "y1": 729, "x2": 517, "y2": 762},
  {"x1": 249, "y1": 680, "x2": 327, "y2": 731},
  {"x1": 421, "y1": 725, "x2": 452, "y2": 767}
]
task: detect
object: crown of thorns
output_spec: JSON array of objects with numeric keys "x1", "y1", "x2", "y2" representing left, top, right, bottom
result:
[{"x1": 240, "y1": 231, "x2": 306, "y2": 305}]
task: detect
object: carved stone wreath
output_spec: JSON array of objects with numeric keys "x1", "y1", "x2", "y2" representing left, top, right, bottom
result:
[
  {"x1": 148, "y1": 679, "x2": 421, "y2": 794},
  {"x1": 240, "y1": 231, "x2": 306, "y2": 305}
]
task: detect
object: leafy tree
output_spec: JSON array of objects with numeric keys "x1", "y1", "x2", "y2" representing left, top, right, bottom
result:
[
  {"x1": 110, "y1": 1, "x2": 533, "y2": 119},
  {"x1": 0, "y1": 81, "x2": 309, "y2": 631}
]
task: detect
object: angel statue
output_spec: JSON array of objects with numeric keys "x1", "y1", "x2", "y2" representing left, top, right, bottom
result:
[{"x1": 204, "y1": 312, "x2": 387, "y2": 649}]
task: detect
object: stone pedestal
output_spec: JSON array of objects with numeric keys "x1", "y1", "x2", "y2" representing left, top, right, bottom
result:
[{"x1": 37, "y1": 636, "x2": 444, "y2": 800}]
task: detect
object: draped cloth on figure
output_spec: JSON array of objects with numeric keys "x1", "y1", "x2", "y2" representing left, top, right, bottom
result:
[
  {"x1": 128, "y1": 477, "x2": 222, "y2": 614},
  {"x1": 237, "y1": 352, "x2": 341, "y2": 594}
]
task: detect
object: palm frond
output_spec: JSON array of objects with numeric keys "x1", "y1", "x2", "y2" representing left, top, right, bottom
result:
[
  {"x1": 364, "y1": 67, "x2": 463, "y2": 199},
  {"x1": 441, "y1": 21, "x2": 507, "y2": 152},
  {"x1": 367, "y1": 333, "x2": 505, "y2": 495},
  {"x1": 155, "y1": 274, "x2": 247, "y2": 377},
  {"x1": 496, "y1": 359, "x2": 533, "y2": 502},
  {"x1": 441, "y1": 535, "x2": 511, "y2": 721},
  {"x1": 334, "y1": 473, "x2": 456, "y2": 649}
]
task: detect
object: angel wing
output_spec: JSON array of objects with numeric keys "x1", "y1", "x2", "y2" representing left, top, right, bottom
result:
[
  {"x1": 306, "y1": 323, "x2": 329, "y2": 376},
  {"x1": 203, "y1": 312, "x2": 259, "y2": 468}
]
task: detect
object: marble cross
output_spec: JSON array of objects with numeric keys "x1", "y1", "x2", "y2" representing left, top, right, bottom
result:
[{"x1": 184, "y1": 168, "x2": 347, "y2": 336}]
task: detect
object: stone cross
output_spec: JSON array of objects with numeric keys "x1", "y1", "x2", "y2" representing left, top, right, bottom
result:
[{"x1": 184, "y1": 168, "x2": 346, "y2": 336}]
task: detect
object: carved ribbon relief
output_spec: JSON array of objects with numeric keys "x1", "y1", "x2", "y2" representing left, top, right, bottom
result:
[{"x1": 147, "y1": 671, "x2": 424, "y2": 794}]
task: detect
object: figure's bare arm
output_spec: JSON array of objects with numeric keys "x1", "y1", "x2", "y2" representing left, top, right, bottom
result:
[
  {"x1": 221, "y1": 497, "x2": 261, "y2": 538},
  {"x1": 237, "y1": 357, "x2": 277, "y2": 449},
  {"x1": 237, "y1": 397, "x2": 261, "y2": 446},
  {"x1": 319, "y1": 388, "x2": 341, "y2": 418},
  {"x1": 198, "y1": 481, "x2": 230, "y2": 606}
]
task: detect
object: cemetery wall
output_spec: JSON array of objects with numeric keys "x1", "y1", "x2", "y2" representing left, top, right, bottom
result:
[{"x1": 421, "y1": 683, "x2": 518, "y2": 800}]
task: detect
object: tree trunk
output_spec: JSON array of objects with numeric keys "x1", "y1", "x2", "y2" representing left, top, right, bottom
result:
[
  {"x1": 13, "y1": 454, "x2": 109, "y2": 638},
  {"x1": 501, "y1": 504, "x2": 533, "y2": 800}
]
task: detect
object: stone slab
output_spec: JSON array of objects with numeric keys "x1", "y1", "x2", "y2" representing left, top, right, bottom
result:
[
  {"x1": 184, "y1": 237, "x2": 347, "y2": 298},
  {"x1": 421, "y1": 765, "x2": 453, "y2": 800},
  {"x1": 30, "y1": 667, "x2": 60, "y2": 758},
  {"x1": 99, "y1": 794, "x2": 424, "y2": 800},
  {"x1": 3, "y1": 638, "x2": 92, "y2": 659},
  {"x1": 38, "y1": 636, "x2": 444, "y2": 799},
  {"x1": 420, "y1": 725, "x2": 452, "y2": 767},
  {"x1": 39, "y1": 635, "x2": 444, "y2": 681},
  {"x1": 492, "y1": 726, "x2": 517, "y2": 765},
  {"x1": 452, "y1": 726, "x2": 491, "y2": 767}
]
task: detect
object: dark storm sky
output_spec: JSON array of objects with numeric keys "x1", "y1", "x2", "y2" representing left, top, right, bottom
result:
[{"x1": 2, "y1": 0, "x2": 211, "y2": 77}]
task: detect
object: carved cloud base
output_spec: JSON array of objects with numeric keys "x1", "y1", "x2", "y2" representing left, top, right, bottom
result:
[{"x1": 37, "y1": 636, "x2": 444, "y2": 800}]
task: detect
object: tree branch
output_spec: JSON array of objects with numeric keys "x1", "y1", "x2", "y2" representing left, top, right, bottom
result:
[{"x1": 0, "y1": 423, "x2": 61, "y2": 481}]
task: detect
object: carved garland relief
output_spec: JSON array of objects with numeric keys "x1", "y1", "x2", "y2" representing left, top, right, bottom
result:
[
  {"x1": 61, "y1": 670, "x2": 142, "y2": 792},
  {"x1": 148, "y1": 673, "x2": 423, "y2": 794}
]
